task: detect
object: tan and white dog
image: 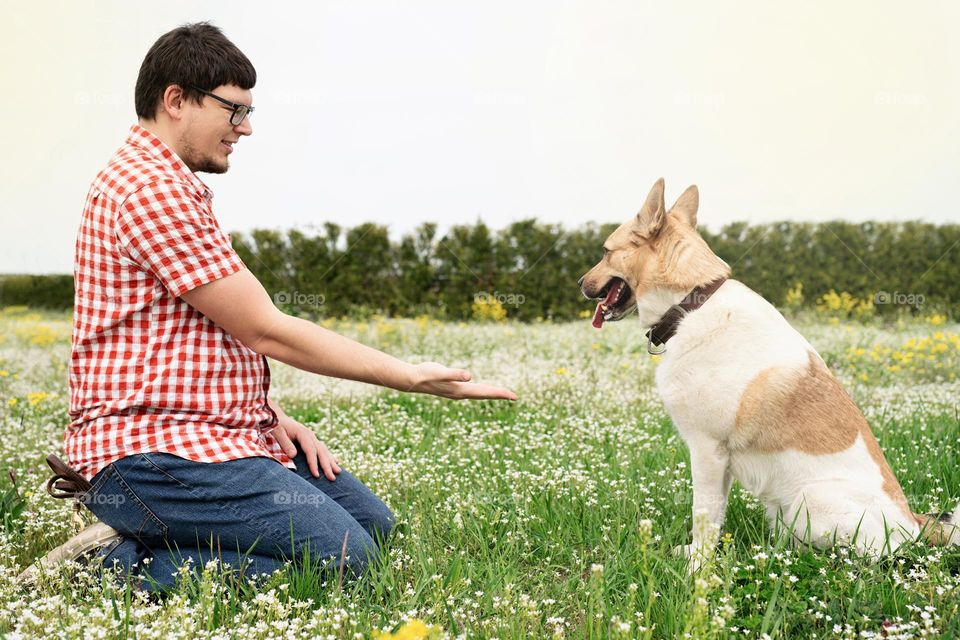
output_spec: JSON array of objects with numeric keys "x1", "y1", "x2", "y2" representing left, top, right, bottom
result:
[{"x1": 579, "y1": 178, "x2": 959, "y2": 568}]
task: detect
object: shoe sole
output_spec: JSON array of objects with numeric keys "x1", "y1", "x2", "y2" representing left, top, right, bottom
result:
[{"x1": 18, "y1": 522, "x2": 123, "y2": 583}]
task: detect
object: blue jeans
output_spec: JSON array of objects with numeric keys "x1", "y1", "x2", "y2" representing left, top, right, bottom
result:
[{"x1": 79, "y1": 451, "x2": 394, "y2": 592}]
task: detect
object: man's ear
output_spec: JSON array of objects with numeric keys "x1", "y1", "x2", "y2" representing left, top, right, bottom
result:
[
  {"x1": 669, "y1": 185, "x2": 699, "y2": 228},
  {"x1": 633, "y1": 177, "x2": 666, "y2": 238},
  {"x1": 160, "y1": 84, "x2": 186, "y2": 121}
]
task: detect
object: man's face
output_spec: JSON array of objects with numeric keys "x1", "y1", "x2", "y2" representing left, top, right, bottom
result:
[{"x1": 178, "y1": 84, "x2": 253, "y2": 174}]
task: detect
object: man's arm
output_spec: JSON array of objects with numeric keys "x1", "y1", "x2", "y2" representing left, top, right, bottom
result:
[{"x1": 180, "y1": 268, "x2": 517, "y2": 400}]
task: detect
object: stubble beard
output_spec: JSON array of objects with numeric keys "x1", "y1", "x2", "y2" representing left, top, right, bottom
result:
[{"x1": 179, "y1": 136, "x2": 229, "y2": 175}]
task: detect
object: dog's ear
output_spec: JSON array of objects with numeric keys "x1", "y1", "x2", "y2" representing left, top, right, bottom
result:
[
  {"x1": 633, "y1": 178, "x2": 666, "y2": 239},
  {"x1": 670, "y1": 185, "x2": 699, "y2": 228}
]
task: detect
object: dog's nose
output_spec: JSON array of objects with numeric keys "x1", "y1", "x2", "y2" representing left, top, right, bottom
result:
[{"x1": 577, "y1": 275, "x2": 585, "y2": 287}]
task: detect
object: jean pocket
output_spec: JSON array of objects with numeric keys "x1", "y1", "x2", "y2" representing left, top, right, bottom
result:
[{"x1": 80, "y1": 462, "x2": 169, "y2": 543}]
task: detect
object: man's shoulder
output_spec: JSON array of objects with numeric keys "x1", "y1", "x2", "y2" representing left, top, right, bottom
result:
[{"x1": 91, "y1": 143, "x2": 188, "y2": 205}]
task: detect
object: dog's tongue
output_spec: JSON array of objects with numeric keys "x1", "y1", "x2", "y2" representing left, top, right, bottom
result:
[
  {"x1": 591, "y1": 302, "x2": 606, "y2": 328},
  {"x1": 591, "y1": 281, "x2": 622, "y2": 329}
]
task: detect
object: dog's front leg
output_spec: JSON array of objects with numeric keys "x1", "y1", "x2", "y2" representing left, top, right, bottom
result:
[{"x1": 675, "y1": 436, "x2": 732, "y2": 572}]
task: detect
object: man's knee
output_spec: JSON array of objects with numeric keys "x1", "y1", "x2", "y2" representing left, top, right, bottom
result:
[
  {"x1": 343, "y1": 536, "x2": 379, "y2": 575},
  {"x1": 367, "y1": 503, "x2": 395, "y2": 545},
  {"x1": 334, "y1": 506, "x2": 393, "y2": 575},
  {"x1": 293, "y1": 529, "x2": 380, "y2": 577}
]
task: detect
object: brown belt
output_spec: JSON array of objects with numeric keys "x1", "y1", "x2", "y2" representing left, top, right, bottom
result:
[{"x1": 45, "y1": 454, "x2": 92, "y2": 499}]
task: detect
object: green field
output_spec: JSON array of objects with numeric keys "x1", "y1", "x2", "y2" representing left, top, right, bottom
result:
[{"x1": 1, "y1": 307, "x2": 958, "y2": 639}]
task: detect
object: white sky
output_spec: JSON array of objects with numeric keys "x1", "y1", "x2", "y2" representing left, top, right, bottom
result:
[{"x1": 1, "y1": 0, "x2": 958, "y2": 274}]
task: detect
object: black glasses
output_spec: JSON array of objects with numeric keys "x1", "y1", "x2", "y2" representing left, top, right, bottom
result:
[{"x1": 188, "y1": 86, "x2": 255, "y2": 126}]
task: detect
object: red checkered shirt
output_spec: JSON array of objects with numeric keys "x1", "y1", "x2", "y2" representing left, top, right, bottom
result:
[{"x1": 65, "y1": 124, "x2": 296, "y2": 482}]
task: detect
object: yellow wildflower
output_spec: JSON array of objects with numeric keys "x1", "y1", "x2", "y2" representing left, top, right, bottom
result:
[
  {"x1": 27, "y1": 392, "x2": 50, "y2": 406},
  {"x1": 375, "y1": 619, "x2": 438, "y2": 640},
  {"x1": 785, "y1": 282, "x2": 804, "y2": 308},
  {"x1": 470, "y1": 298, "x2": 507, "y2": 322}
]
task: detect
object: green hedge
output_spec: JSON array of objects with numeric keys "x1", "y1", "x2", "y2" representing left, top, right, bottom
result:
[
  {"x1": 233, "y1": 220, "x2": 959, "y2": 320},
  {"x1": 4, "y1": 220, "x2": 958, "y2": 319},
  {"x1": 0, "y1": 274, "x2": 74, "y2": 309}
]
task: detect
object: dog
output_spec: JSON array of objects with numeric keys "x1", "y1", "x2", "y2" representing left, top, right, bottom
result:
[{"x1": 579, "y1": 178, "x2": 959, "y2": 569}]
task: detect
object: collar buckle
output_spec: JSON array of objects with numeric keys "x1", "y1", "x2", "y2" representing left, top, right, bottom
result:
[
  {"x1": 647, "y1": 331, "x2": 667, "y2": 356},
  {"x1": 646, "y1": 304, "x2": 688, "y2": 355}
]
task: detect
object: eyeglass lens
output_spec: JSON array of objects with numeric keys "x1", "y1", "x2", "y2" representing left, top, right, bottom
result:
[{"x1": 230, "y1": 106, "x2": 250, "y2": 126}]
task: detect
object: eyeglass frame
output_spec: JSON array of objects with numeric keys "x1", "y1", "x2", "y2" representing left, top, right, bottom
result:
[{"x1": 187, "y1": 85, "x2": 255, "y2": 126}]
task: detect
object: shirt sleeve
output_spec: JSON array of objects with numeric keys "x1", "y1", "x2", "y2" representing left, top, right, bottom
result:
[{"x1": 116, "y1": 179, "x2": 246, "y2": 297}]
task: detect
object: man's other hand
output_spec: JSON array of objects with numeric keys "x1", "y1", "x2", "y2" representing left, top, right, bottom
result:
[{"x1": 271, "y1": 419, "x2": 341, "y2": 481}]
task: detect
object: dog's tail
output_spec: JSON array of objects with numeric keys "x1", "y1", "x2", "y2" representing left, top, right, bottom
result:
[{"x1": 916, "y1": 505, "x2": 960, "y2": 545}]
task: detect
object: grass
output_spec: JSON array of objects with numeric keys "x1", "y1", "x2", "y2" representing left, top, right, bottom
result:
[{"x1": 0, "y1": 307, "x2": 958, "y2": 638}]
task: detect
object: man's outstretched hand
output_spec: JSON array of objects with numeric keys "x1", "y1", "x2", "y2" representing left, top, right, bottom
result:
[{"x1": 408, "y1": 362, "x2": 518, "y2": 401}]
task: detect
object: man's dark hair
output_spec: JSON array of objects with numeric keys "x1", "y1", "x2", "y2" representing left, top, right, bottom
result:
[{"x1": 135, "y1": 22, "x2": 256, "y2": 121}]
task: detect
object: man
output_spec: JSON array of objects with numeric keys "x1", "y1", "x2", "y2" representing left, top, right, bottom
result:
[{"x1": 21, "y1": 22, "x2": 516, "y2": 592}]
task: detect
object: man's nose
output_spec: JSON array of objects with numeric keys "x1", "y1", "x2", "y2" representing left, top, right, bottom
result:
[{"x1": 235, "y1": 116, "x2": 253, "y2": 136}]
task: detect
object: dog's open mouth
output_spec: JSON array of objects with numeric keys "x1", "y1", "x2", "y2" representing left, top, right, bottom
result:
[{"x1": 591, "y1": 277, "x2": 635, "y2": 328}]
